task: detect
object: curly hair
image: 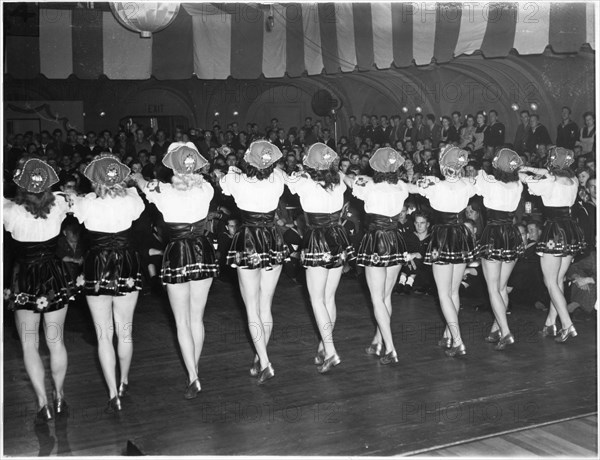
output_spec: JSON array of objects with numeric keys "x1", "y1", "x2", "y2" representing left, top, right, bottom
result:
[
  {"x1": 550, "y1": 167, "x2": 576, "y2": 179},
  {"x1": 490, "y1": 168, "x2": 520, "y2": 183},
  {"x1": 240, "y1": 160, "x2": 276, "y2": 181},
  {"x1": 302, "y1": 164, "x2": 340, "y2": 191},
  {"x1": 92, "y1": 182, "x2": 128, "y2": 198},
  {"x1": 373, "y1": 171, "x2": 400, "y2": 184},
  {"x1": 14, "y1": 188, "x2": 56, "y2": 219}
]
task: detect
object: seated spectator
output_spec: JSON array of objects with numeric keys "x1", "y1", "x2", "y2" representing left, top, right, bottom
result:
[
  {"x1": 55, "y1": 217, "x2": 85, "y2": 281},
  {"x1": 282, "y1": 213, "x2": 305, "y2": 285},
  {"x1": 216, "y1": 217, "x2": 239, "y2": 283},
  {"x1": 566, "y1": 248, "x2": 596, "y2": 314},
  {"x1": 396, "y1": 212, "x2": 433, "y2": 295}
]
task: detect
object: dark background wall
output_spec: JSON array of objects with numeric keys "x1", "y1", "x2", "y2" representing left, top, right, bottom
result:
[{"x1": 4, "y1": 50, "x2": 595, "y2": 144}]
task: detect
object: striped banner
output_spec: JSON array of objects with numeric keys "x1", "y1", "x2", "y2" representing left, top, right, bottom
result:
[{"x1": 4, "y1": 3, "x2": 595, "y2": 80}]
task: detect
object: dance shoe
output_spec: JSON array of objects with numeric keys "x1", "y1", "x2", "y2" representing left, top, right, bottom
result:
[
  {"x1": 257, "y1": 363, "x2": 275, "y2": 384},
  {"x1": 53, "y1": 397, "x2": 69, "y2": 418},
  {"x1": 444, "y1": 343, "x2": 466, "y2": 357},
  {"x1": 34, "y1": 405, "x2": 53, "y2": 425},
  {"x1": 249, "y1": 357, "x2": 261, "y2": 377},
  {"x1": 494, "y1": 333, "x2": 515, "y2": 351},
  {"x1": 314, "y1": 349, "x2": 326, "y2": 365},
  {"x1": 379, "y1": 351, "x2": 399, "y2": 365},
  {"x1": 365, "y1": 343, "x2": 383, "y2": 357},
  {"x1": 540, "y1": 324, "x2": 557, "y2": 337},
  {"x1": 105, "y1": 396, "x2": 122, "y2": 414},
  {"x1": 117, "y1": 382, "x2": 129, "y2": 398},
  {"x1": 437, "y1": 337, "x2": 452, "y2": 349},
  {"x1": 555, "y1": 324, "x2": 577, "y2": 343},
  {"x1": 184, "y1": 379, "x2": 201, "y2": 399},
  {"x1": 485, "y1": 329, "x2": 502, "y2": 343},
  {"x1": 318, "y1": 354, "x2": 341, "y2": 374}
]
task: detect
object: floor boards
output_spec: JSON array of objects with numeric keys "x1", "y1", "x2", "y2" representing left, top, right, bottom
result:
[{"x1": 2, "y1": 274, "x2": 597, "y2": 456}]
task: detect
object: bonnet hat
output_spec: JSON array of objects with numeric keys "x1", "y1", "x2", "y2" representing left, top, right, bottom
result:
[
  {"x1": 84, "y1": 153, "x2": 130, "y2": 186},
  {"x1": 492, "y1": 148, "x2": 523, "y2": 172},
  {"x1": 369, "y1": 147, "x2": 405, "y2": 173},
  {"x1": 303, "y1": 142, "x2": 338, "y2": 170},
  {"x1": 13, "y1": 158, "x2": 59, "y2": 193},
  {"x1": 439, "y1": 145, "x2": 469, "y2": 170},
  {"x1": 546, "y1": 146, "x2": 574, "y2": 170},
  {"x1": 162, "y1": 142, "x2": 208, "y2": 174},
  {"x1": 244, "y1": 140, "x2": 283, "y2": 169}
]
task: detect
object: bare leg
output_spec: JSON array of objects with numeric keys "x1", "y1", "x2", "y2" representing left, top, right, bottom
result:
[
  {"x1": 540, "y1": 255, "x2": 573, "y2": 329},
  {"x1": 87, "y1": 295, "x2": 118, "y2": 398},
  {"x1": 190, "y1": 278, "x2": 213, "y2": 372},
  {"x1": 42, "y1": 308, "x2": 69, "y2": 400},
  {"x1": 258, "y1": 265, "x2": 282, "y2": 348},
  {"x1": 112, "y1": 292, "x2": 138, "y2": 386},
  {"x1": 15, "y1": 310, "x2": 47, "y2": 408},
  {"x1": 166, "y1": 283, "x2": 197, "y2": 383},
  {"x1": 238, "y1": 268, "x2": 269, "y2": 370}
]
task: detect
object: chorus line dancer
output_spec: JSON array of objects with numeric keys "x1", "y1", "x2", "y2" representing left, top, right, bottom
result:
[
  {"x1": 285, "y1": 143, "x2": 355, "y2": 373},
  {"x1": 217, "y1": 141, "x2": 288, "y2": 384},
  {"x1": 474, "y1": 149, "x2": 525, "y2": 350},
  {"x1": 408, "y1": 146, "x2": 477, "y2": 357},
  {"x1": 344, "y1": 148, "x2": 409, "y2": 364},
  {"x1": 132, "y1": 142, "x2": 218, "y2": 399},
  {"x1": 3, "y1": 159, "x2": 75, "y2": 425},
  {"x1": 519, "y1": 147, "x2": 586, "y2": 342},
  {"x1": 72, "y1": 154, "x2": 144, "y2": 413}
]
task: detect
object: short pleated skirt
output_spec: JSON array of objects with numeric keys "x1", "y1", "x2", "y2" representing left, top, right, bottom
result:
[
  {"x1": 425, "y1": 212, "x2": 477, "y2": 265},
  {"x1": 477, "y1": 210, "x2": 525, "y2": 262},
  {"x1": 301, "y1": 211, "x2": 355, "y2": 268},
  {"x1": 162, "y1": 220, "x2": 219, "y2": 283},
  {"x1": 5, "y1": 238, "x2": 75, "y2": 313},
  {"x1": 82, "y1": 230, "x2": 142, "y2": 296},
  {"x1": 227, "y1": 210, "x2": 289, "y2": 270},
  {"x1": 357, "y1": 213, "x2": 406, "y2": 267},
  {"x1": 536, "y1": 206, "x2": 586, "y2": 256}
]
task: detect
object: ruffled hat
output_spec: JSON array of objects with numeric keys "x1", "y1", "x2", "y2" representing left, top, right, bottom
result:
[
  {"x1": 13, "y1": 158, "x2": 59, "y2": 193},
  {"x1": 244, "y1": 140, "x2": 282, "y2": 169},
  {"x1": 439, "y1": 145, "x2": 468, "y2": 170},
  {"x1": 162, "y1": 142, "x2": 208, "y2": 174},
  {"x1": 303, "y1": 142, "x2": 338, "y2": 170},
  {"x1": 84, "y1": 154, "x2": 130, "y2": 186},
  {"x1": 369, "y1": 147, "x2": 405, "y2": 173},
  {"x1": 546, "y1": 146, "x2": 574, "y2": 170},
  {"x1": 492, "y1": 148, "x2": 523, "y2": 173}
]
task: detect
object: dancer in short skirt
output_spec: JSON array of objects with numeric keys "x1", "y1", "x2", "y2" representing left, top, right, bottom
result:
[
  {"x1": 285, "y1": 143, "x2": 354, "y2": 373},
  {"x1": 345, "y1": 148, "x2": 409, "y2": 364},
  {"x1": 218, "y1": 140, "x2": 288, "y2": 384},
  {"x1": 474, "y1": 149, "x2": 525, "y2": 350},
  {"x1": 72, "y1": 154, "x2": 144, "y2": 413},
  {"x1": 132, "y1": 142, "x2": 217, "y2": 399},
  {"x1": 519, "y1": 147, "x2": 586, "y2": 343},
  {"x1": 3, "y1": 158, "x2": 75, "y2": 425},
  {"x1": 409, "y1": 146, "x2": 476, "y2": 357}
]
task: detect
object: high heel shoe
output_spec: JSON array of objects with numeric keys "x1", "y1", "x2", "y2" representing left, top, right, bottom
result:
[
  {"x1": 365, "y1": 343, "x2": 383, "y2": 357},
  {"x1": 249, "y1": 357, "x2": 261, "y2": 377},
  {"x1": 555, "y1": 324, "x2": 577, "y2": 343},
  {"x1": 105, "y1": 396, "x2": 122, "y2": 414},
  {"x1": 494, "y1": 333, "x2": 515, "y2": 351},
  {"x1": 379, "y1": 351, "x2": 399, "y2": 365},
  {"x1": 485, "y1": 329, "x2": 502, "y2": 343},
  {"x1": 318, "y1": 354, "x2": 341, "y2": 374},
  {"x1": 34, "y1": 405, "x2": 53, "y2": 425},
  {"x1": 184, "y1": 379, "x2": 201, "y2": 399},
  {"x1": 540, "y1": 324, "x2": 557, "y2": 337},
  {"x1": 53, "y1": 397, "x2": 69, "y2": 417},
  {"x1": 314, "y1": 349, "x2": 326, "y2": 365},
  {"x1": 257, "y1": 363, "x2": 275, "y2": 384},
  {"x1": 117, "y1": 382, "x2": 129, "y2": 398},
  {"x1": 437, "y1": 337, "x2": 452, "y2": 349},
  {"x1": 445, "y1": 343, "x2": 466, "y2": 357}
]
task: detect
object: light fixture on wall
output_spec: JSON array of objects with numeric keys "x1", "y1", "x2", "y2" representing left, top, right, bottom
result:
[
  {"x1": 214, "y1": 111, "x2": 220, "y2": 117},
  {"x1": 415, "y1": 106, "x2": 422, "y2": 113},
  {"x1": 109, "y1": 2, "x2": 180, "y2": 38},
  {"x1": 529, "y1": 103, "x2": 538, "y2": 111},
  {"x1": 401, "y1": 107, "x2": 408, "y2": 113},
  {"x1": 233, "y1": 111, "x2": 239, "y2": 116},
  {"x1": 266, "y1": 4, "x2": 274, "y2": 32},
  {"x1": 511, "y1": 103, "x2": 519, "y2": 111}
]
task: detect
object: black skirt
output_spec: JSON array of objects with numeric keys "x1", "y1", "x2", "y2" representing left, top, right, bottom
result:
[
  {"x1": 537, "y1": 206, "x2": 586, "y2": 256},
  {"x1": 357, "y1": 213, "x2": 406, "y2": 267},
  {"x1": 82, "y1": 229, "x2": 142, "y2": 296},
  {"x1": 162, "y1": 219, "x2": 219, "y2": 284},
  {"x1": 226, "y1": 210, "x2": 289, "y2": 270},
  {"x1": 478, "y1": 210, "x2": 525, "y2": 262},
  {"x1": 6, "y1": 238, "x2": 75, "y2": 313},
  {"x1": 301, "y1": 211, "x2": 355, "y2": 268},
  {"x1": 425, "y1": 212, "x2": 477, "y2": 265}
]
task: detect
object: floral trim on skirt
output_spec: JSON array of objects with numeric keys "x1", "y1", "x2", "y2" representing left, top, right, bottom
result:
[
  {"x1": 356, "y1": 213, "x2": 406, "y2": 267},
  {"x1": 301, "y1": 211, "x2": 355, "y2": 268},
  {"x1": 536, "y1": 206, "x2": 586, "y2": 256},
  {"x1": 425, "y1": 212, "x2": 477, "y2": 265},
  {"x1": 477, "y1": 210, "x2": 525, "y2": 262}
]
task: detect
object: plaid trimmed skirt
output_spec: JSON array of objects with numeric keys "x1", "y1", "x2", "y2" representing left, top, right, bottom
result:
[
  {"x1": 301, "y1": 211, "x2": 355, "y2": 268},
  {"x1": 536, "y1": 206, "x2": 586, "y2": 256},
  {"x1": 82, "y1": 229, "x2": 142, "y2": 296},
  {"x1": 227, "y1": 210, "x2": 289, "y2": 270},
  {"x1": 5, "y1": 237, "x2": 75, "y2": 313},
  {"x1": 162, "y1": 219, "x2": 219, "y2": 284},
  {"x1": 356, "y1": 213, "x2": 406, "y2": 267},
  {"x1": 425, "y1": 211, "x2": 477, "y2": 265},
  {"x1": 477, "y1": 210, "x2": 525, "y2": 262}
]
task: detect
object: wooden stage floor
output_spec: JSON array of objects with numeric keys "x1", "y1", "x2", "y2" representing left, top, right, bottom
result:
[{"x1": 3, "y1": 274, "x2": 597, "y2": 456}]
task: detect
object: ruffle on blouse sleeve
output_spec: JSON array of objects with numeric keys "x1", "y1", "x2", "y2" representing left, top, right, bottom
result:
[
  {"x1": 351, "y1": 176, "x2": 372, "y2": 201},
  {"x1": 526, "y1": 177, "x2": 553, "y2": 197}
]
